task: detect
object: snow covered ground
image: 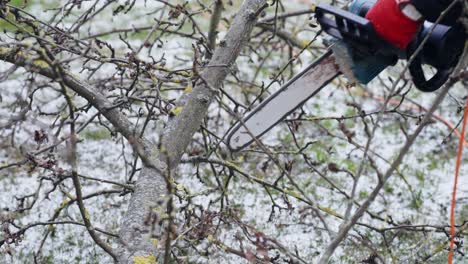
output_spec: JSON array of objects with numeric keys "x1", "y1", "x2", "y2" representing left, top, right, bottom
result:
[{"x1": 1, "y1": 0, "x2": 467, "y2": 263}]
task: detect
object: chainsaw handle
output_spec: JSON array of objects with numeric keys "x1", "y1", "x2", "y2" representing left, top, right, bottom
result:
[
  {"x1": 406, "y1": 49, "x2": 451, "y2": 92},
  {"x1": 406, "y1": 22, "x2": 465, "y2": 92}
]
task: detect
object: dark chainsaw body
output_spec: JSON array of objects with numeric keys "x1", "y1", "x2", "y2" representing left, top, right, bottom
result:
[{"x1": 315, "y1": 1, "x2": 465, "y2": 91}]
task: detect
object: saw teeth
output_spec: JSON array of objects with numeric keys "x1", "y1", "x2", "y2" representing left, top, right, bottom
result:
[{"x1": 331, "y1": 41, "x2": 358, "y2": 83}]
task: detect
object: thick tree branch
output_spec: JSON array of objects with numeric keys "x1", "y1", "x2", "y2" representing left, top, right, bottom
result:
[
  {"x1": 118, "y1": 0, "x2": 269, "y2": 263},
  {"x1": 207, "y1": 0, "x2": 224, "y2": 52},
  {"x1": 160, "y1": 0, "x2": 268, "y2": 168},
  {"x1": 0, "y1": 47, "x2": 165, "y2": 172}
]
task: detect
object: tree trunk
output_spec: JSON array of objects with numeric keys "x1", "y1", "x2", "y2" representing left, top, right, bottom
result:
[{"x1": 116, "y1": 0, "x2": 267, "y2": 262}]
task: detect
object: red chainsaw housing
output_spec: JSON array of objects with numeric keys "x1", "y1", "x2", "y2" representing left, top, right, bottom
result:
[{"x1": 365, "y1": 0, "x2": 423, "y2": 49}]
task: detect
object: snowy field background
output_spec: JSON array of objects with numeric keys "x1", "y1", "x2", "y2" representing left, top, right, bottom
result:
[{"x1": 1, "y1": 0, "x2": 467, "y2": 263}]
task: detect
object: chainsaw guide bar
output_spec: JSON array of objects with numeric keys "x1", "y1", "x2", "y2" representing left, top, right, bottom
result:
[{"x1": 226, "y1": 50, "x2": 341, "y2": 151}]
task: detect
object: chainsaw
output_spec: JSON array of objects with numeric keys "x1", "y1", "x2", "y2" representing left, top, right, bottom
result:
[{"x1": 226, "y1": 0, "x2": 466, "y2": 151}]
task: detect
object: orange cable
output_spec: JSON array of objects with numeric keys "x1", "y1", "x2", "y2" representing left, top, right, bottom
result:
[{"x1": 448, "y1": 97, "x2": 468, "y2": 263}]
